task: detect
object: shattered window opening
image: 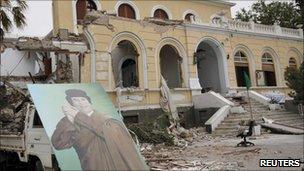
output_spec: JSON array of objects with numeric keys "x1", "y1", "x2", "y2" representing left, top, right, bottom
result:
[
  {"x1": 185, "y1": 13, "x2": 195, "y2": 22},
  {"x1": 118, "y1": 4, "x2": 136, "y2": 19},
  {"x1": 76, "y1": 0, "x2": 97, "y2": 23},
  {"x1": 111, "y1": 40, "x2": 140, "y2": 88},
  {"x1": 153, "y1": 9, "x2": 169, "y2": 20}
]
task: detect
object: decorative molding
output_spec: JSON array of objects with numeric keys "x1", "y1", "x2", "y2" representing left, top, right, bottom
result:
[
  {"x1": 83, "y1": 29, "x2": 96, "y2": 83},
  {"x1": 182, "y1": 21, "x2": 303, "y2": 41},
  {"x1": 286, "y1": 47, "x2": 304, "y2": 66}
]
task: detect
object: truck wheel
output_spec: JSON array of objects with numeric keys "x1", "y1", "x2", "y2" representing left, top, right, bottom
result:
[
  {"x1": 0, "y1": 162, "x2": 7, "y2": 171},
  {"x1": 28, "y1": 160, "x2": 44, "y2": 171},
  {"x1": 34, "y1": 160, "x2": 44, "y2": 171}
]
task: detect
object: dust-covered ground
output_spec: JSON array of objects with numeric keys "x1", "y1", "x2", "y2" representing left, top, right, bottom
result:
[{"x1": 142, "y1": 130, "x2": 304, "y2": 171}]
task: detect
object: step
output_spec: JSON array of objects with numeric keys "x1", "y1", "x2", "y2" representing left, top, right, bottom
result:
[
  {"x1": 228, "y1": 111, "x2": 297, "y2": 118},
  {"x1": 216, "y1": 125, "x2": 239, "y2": 130},
  {"x1": 276, "y1": 119, "x2": 304, "y2": 125},
  {"x1": 243, "y1": 105, "x2": 268, "y2": 108}
]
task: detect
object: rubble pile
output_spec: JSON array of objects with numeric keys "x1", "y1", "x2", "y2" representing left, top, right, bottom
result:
[
  {"x1": 56, "y1": 60, "x2": 73, "y2": 83},
  {"x1": 140, "y1": 127, "x2": 241, "y2": 170},
  {"x1": 0, "y1": 83, "x2": 30, "y2": 135},
  {"x1": 128, "y1": 122, "x2": 174, "y2": 145}
]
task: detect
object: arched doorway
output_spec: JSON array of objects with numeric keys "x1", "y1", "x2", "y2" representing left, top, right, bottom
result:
[
  {"x1": 160, "y1": 45, "x2": 182, "y2": 88},
  {"x1": 195, "y1": 38, "x2": 228, "y2": 93}
]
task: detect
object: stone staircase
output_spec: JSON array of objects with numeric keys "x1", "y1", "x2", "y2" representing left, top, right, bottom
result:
[{"x1": 212, "y1": 97, "x2": 304, "y2": 137}]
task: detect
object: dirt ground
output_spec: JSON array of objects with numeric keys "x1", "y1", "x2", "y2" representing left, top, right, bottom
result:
[{"x1": 142, "y1": 130, "x2": 304, "y2": 171}]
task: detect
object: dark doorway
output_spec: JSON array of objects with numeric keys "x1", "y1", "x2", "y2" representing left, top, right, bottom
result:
[
  {"x1": 160, "y1": 45, "x2": 182, "y2": 88},
  {"x1": 264, "y1": 71, "x2": 276, "y2": 86},
  {"x1": 196, "y1": 42, "x2": 222, "y2": 93},
  {"x1": 235, "y1": 66, "x2": 250, "y2": 87},
  {"x1": 121, "y1": 59, "x2": 138, "y2": 87}
]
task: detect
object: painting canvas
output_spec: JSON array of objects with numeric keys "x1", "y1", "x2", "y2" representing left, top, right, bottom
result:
[{"x1": 28, "y1": 83, "x2": 148, "y2": 170}]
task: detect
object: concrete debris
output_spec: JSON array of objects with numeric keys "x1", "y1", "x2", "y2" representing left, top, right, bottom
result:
[
  {"x1": 140, "y1": 129, "x2": 241, "y2": 170},
  {"x1": 262, "y1": 117, "x2": 274, "y2": 124},
  {"x1": 1, "y1": 37, "x2": 69, "y2": 52},
  {"x1": 143, "y1": 17, "x2": 183, "y2": 26},
  {"x1": 141, "y1": 18, "x2": 183, "y2": 34},
  {"x1": 55, "y1": 59, "x2": 73, "y2": 83},
  {"x1": 261, "y1": 122, "x2": 304, "y2": 134},
  {"x1": 0, "y1": 83, "x2": 30, "y2": 135},
  {"x1": 83, "y1": 11, "x2": 115, "y2": 31},
  {"x1": 223, "y1": 148, "x2": 261, "y2": 156}
]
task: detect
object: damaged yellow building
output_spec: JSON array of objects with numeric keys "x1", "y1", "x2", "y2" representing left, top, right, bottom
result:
[{"x1": 52, "y1": 0, "x2": 303, "y2": 121}]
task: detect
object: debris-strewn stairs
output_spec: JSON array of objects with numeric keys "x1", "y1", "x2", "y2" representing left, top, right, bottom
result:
[{"x1": 212, "y1": 97, "x2": 304, "y2": 137}]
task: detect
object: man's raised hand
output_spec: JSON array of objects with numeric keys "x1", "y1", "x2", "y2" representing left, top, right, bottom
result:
[{"x1": 62, "y1": 104, "x2": 79, "y2": 123}]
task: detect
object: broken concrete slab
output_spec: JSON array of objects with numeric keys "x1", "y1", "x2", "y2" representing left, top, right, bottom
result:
[{"x1": 261, "y1": 123, "x2": 304, "y2": 134}]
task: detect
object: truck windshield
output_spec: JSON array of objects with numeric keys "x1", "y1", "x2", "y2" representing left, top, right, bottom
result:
[{"x1": 33, "y1": 111, "x2": 44, "y2": 128}]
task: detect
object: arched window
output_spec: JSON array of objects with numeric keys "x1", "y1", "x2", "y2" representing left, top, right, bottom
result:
[
  {"x1": 118, "y1": 4, "x2": 136, "y2": 19},
  {"x1": 185, "y1": 13, "x2": 195, "y2": 22},
  {"x1": 76, "y1": 0, "x2": 97, "y2": 22},
  {"x1": 153, "y1": 9, "x2": 169, "y2": 20},
  {"x1": 262, "y1": 52, "x2": 273, "y2": 64},
  {"x1": 261, "y1": 52, "x2": 276, "y2": 86},
  {"x1": 289, "y1": 58, "x2": 297, "y2": 68},
  {"x1": 234, "y1": 51, "x2": 250, "y2": 87},
  {"x1": 234, "y1": 51, "x2": 248, "y2": 63}
]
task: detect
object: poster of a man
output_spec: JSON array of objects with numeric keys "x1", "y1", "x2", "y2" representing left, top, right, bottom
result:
[{"x1": 50, "y1": 89, "x2": 147, "y2": 170}]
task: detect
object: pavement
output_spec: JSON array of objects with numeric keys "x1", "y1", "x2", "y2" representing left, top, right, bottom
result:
[{"x1": 142, "y1": 133, "x2": 304, "y2": 170}]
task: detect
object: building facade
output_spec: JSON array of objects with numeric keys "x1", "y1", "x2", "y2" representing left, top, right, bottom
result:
[{"x1": 52, "y1": 0, "x2": 303, "y2": 117}]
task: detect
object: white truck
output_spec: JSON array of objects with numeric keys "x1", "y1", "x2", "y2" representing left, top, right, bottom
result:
[{"x1": 0, "y1": 104, "x2": 60, "y2": 171}]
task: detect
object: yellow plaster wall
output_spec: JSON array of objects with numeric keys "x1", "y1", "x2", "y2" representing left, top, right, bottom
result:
[
  {"x1": 100, "y1": 0, "x2": 232, "y2": 22},
  {"x1": 79, "y1": 16, "x2": 303, "y2": 107},
  {"x1": 54, "y1": 1, "x2": 303, "y2": 109},
  {"x1": 52, "y1": 0, "x2": 74, "y2": 34},
  {"x1": 52, "y1": 0, "x2": 232, "y2": 34}
]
